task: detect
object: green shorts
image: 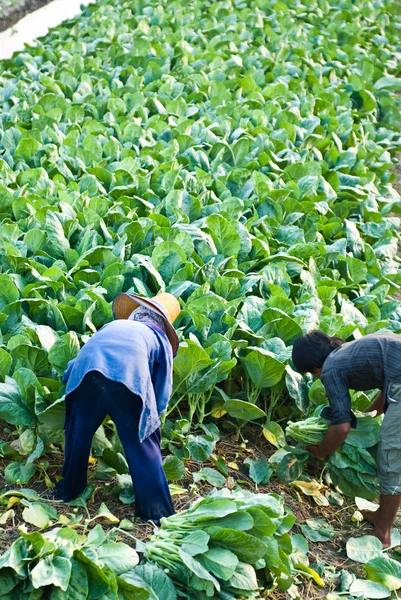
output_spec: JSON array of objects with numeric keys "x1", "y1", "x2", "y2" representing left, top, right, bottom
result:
[{"x1": 377, "y1": 383, "x2": 401, "y2": 496}]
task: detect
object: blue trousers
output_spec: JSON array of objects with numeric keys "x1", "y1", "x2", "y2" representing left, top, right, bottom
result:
[{"x1": 56, "y1": 371, "x2": 174, "y2": 521}]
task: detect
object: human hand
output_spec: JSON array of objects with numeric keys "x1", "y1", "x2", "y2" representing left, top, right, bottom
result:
[{"x1": 306, "y1": 444, "x2": 327, "y2": 460}]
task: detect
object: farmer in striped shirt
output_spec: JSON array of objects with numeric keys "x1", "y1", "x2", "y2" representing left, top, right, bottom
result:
[{"x1": 292, "y1": 331, "x2": 401, "y2": 547}]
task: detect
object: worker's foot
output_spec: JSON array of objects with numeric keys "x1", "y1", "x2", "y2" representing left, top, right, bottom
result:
[
  {"x1": 372, "y1": 526, "x2": 391, "y2": 548},
  {"x1": 360, "y1": 509, "x2": 379, "y2": 525}
]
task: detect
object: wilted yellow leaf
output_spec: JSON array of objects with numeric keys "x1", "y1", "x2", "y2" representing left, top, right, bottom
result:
[
  {"x1": 352, "y1": 510, "x2": 364, "y2": 523},
  {"x1": 6, "y1": 497, "x2": 20, "y2": 510},
  {"x1": 45, "y1": 475, "x2": 55, "y2": 488},
  {"x1": 226, "y1": 477, "x2": 236, "y2": 490},
  {"x1": 59, "y1": 514, "x2": 71, "y2": 525},
  {"x1": 88, "y1": 502, "x2": 119, "y2": 524},
  {"x1": 313, "y1": 493, "x2": 330, "y2": 507},
  {"x1": 169, "y1": 484, "x2": 187, "y2": 496},
  {"x1": 294, "y1": 563, "x2": 325, "y2": 587},
  {"x1": 210, "y1": 408, "x2": 227, "y2": 418},
  {"x1": 291, "y1": 480, "x2": 322, "y2": 496}
]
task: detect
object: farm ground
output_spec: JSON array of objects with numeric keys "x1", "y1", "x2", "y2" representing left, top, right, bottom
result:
[{"x1": 1, "y1": 420, "x2": 401, "y2": 599}]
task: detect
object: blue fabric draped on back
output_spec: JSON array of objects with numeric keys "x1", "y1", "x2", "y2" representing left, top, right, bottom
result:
[{"x1": 62, "y1": 320, "x2": 173, "y2": 442}]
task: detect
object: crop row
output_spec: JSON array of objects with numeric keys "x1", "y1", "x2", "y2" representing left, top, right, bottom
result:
[{"x1": 0, "y1": 0, "x2": 400, "y2": 481}]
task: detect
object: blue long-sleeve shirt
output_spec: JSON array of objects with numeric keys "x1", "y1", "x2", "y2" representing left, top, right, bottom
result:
[{"x1": 62, "y1": 320, "x2": 173, "y2": 441}]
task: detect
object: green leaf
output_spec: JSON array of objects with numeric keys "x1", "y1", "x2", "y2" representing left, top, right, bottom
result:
[
  {"x1": 86, "y1": 525, "x2": 107, "y2": 548},
  {"x1": 365, "y1": 556, "x2": 401, "y2": 591},
  {"x1": 198, "y1": 547, "x2": 239, "y2": 581},
  {"x1": 205, "y1": 214, "x2": 241, "y2": 257},
  {"x1": 15, "y1": 138, "x2": 42, "y2": 161},
  {"x1": 128, "y1": 564, "x2": 177, "y2": 600},
  {"x1": 173, "y1": 341, "x2": 214, "y2": 394},
  {"x1": 275, "y1": 452, "x2": 306, "y2": 484},
  {"x1": 227, "y1": 562, "x2": 258, "y2": 591},
  {"x1": 347, "y1": 536, "x2": 383, "y2": 563},
  {"x1": 205, "y1": 527, "x2": 267, "y2": 563},
  {"x1": 346, "y1": 256, "x2": 367, "y2": 284},
  {"x1": 5, "y1": 461, "x2": 37, "y2": 485},
  {"x1": 102, "y1": 448, "x2": 129, "y2": 474},
  {"x1": 188, "y1": 434, "x2": 215, "y2": 462},
  {"x1": 242, "y1": 348, "x2": 286, "y2": 389},
  {"x1": 48, "y1": 332, "x2": 80, "y2": 374},
  {"x1": 224, "y1": 399, "x2": 266, "y2": 421},
  {"x1": 193, "y1": 467, "x2": 226, "y2": 487},
  {"x1": 65, "y1": 558, "x2": 89, "y2": 600},
  {"x1": 247, "y1": 507, "x2": 276, "y2": 537},
  {"x1": 0, "y1": 567, "x2": 19, "y2": 594},
  {"x1": 349, "y1": 578, "x2": 390, "y2": 599},
  {"x1": 31, "y1": 555, "x2": 72, "y2": 591},
  {"x1": 260, "y1": 309, "x2": 303, "y2": 343},
  {"x1": 178, "y1": 549, "x2": 220, "y2": 590},
  {"x1": 201, "y1": 511, "x2": 254, "y2": 531},
  {"x1": 181, "y1": 530, "x2": 210, "y2": 556},
  {"x1": 37, "y1": 398, "x2": 66, "y2": 444},
  {"x1": 163, "y1": 455, "x2": 186, "y2": 481},
  {"x1": 300, "y1": 519, "x2": 336, "y2": 543},
  {"x1": 189, "y1": 498, "x2": 237, "y2": 521},
  {"x1": 0, "y1": 348, "x2": 12, "y2": 381},
  {"x1": 298, "y1": 175, "x2": 319, "y2": 196},
  {"x1": 0, "y1": 377, "x2": 33, "y2": 426},
  {"x1": 96, "y1": 543, "x2": 139, "y2": 575},
  {"x1": 0, "y1": 488, "x2": 41, "y2": 502},
  {"x1": 22, "y1": 504, "x2": 53, "y2": 529},
  {"x1": 11, "y1": 429, "x2": 36, "y2": 456},
  {"x1": 262, "y1": 421, "x2": 286, "y2": 448},
  {"x1": 0, "y1": 537, "x2": 31, "y2": 577},
  {"x1": 45, "y1": 212, "x2": 70, "y2": 258},
  {"x1": 74, "y1": 549, "x2": 111, "y2": 598},
  {"x1": 244, "y1": 457, "x2": 272, "y2": 485},
  {"x1": 374, "y1": 76, "x2": 401, "y2": 90},
  {"x1": 285, "y1": 365, "x2": 309, "y2": 413},
  {"x1": 152, "y1": 242, "x2": 187, "y2": 279}
]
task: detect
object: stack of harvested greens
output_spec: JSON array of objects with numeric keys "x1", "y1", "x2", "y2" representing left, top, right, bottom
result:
[
  {"x1": 143, "y1": 488, "x2": 311, "y2": 598},
  {"x1": 286, "y1": 406, "x2": 380, "y2": 499}
]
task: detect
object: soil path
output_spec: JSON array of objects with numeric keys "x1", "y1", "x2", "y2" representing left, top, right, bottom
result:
[{"x1": 0, "y1": 0, "x2": 54, "y2": 33}]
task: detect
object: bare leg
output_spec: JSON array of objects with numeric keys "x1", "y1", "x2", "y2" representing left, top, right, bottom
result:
[
  {"x1": 360, "y1": 509, "x2": 378, "y2": 526},
  {"x1": 361, "y1": 495, "x2": 401, "y2": 547}
]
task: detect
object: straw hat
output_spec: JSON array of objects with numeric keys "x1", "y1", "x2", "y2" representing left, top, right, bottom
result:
[{"x1": 112, "y1": 292, "x2": 181, "y2": 356}]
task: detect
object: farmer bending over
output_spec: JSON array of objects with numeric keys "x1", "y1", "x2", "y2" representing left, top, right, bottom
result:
[
  {"x1": 55, "y1": 292, "x2": 180, "y2": 523},
  {"x1": 292, "y1": 331, "x2": 401, "y2": 547}
]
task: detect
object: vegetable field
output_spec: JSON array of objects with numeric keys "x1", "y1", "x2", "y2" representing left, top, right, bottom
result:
[{"x1": 0, "y1": 0, "x2": 401, "y2": 597}]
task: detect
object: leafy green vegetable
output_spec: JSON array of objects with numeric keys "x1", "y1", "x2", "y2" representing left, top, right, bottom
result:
[
  {"x1": 0, "y1": 0, "x2": 400, "y2": 594},
  {"x1": 144, "y1": 488, "x2": 305, "y2": 596},
  {"x1": 299, "y1": 519, "x2": 336, "y2": 543},
  {"x1": 0, "y1": 0, "x2": 399, "y2": 461},
  {"x1": 286, "y1": 406, "x2": 380, "y2": 499},
  {"x1": 0, "y1": 525, "x2": 149, "y2": 598},
  {"x1": 347, "y1": 536, "x2": 384, "y2": 563}
]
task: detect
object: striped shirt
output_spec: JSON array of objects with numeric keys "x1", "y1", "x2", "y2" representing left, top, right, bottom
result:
[{"x1": 321, "y1": 333, "x2": 401, "y2": 425}]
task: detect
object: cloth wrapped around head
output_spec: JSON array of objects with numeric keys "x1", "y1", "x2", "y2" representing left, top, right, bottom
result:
[
  {"x1": 112, "y1": 292, "x2": 180, "y2": 356},
  {"x1": 129, "y1": 305, "x2": 167, "y2": 334}
]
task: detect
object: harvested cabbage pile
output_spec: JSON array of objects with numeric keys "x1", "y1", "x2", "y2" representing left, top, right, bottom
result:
[
  {"x1": 286, "y1": 407, "x2": 380, "y2": 499},
  {"x1": 144, "y1": 488, "x2": 315, "y2": 598}
]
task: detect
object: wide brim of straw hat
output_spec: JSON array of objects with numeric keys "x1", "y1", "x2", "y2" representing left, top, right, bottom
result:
[{"x1": 112, "y1": 292, "x2": 180, "y2": 356}]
